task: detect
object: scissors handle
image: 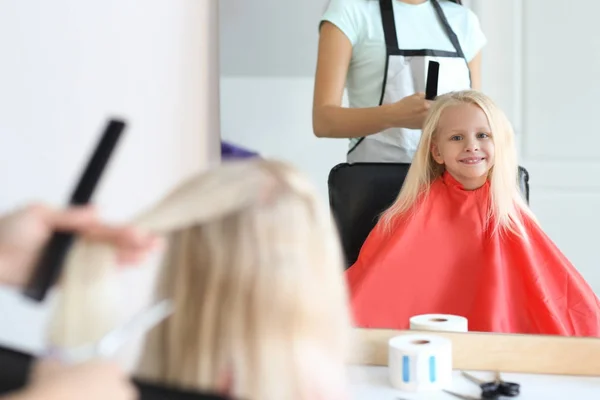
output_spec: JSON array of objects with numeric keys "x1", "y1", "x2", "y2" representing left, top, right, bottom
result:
[
  {"x1": 498, "y1": 381, "x2": 521, "y2": 397},
  {"x1": 494, "y1": 371, "x2": 521, "y2": 397},
  {"x1": 481, "y1": 384, "x2": 501, "y2": 399}
]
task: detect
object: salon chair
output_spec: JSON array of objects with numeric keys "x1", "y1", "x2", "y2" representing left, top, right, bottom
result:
[
  {"x1": 327, "y1": 162, "x2": 530, "y2": 269},
  {"x1": 0, "y1": 346, "x2": 232, "y2": 400}
]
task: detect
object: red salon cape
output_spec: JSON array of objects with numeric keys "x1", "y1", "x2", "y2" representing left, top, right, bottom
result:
[{"x1": 346, "y1": 172, "x2": 600, "y2": 337}]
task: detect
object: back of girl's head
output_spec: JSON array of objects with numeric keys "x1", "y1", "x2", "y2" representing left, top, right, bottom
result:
[
  {"x1": 48, "y1": 159, "x2": 352, "y2": 400},
  {"x1": 381, "y1": 90, "x2": 531, "y2": 235}
]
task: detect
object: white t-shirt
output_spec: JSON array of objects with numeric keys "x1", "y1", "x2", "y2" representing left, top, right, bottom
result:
[{"x1": 320, "y1": 0, "x2": 487, "y2": 148}]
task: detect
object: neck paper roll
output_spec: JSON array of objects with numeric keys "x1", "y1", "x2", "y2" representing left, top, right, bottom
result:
[
  {"x1": 388, "y1": 334, "x2": 453, "y2": 392},
  {"x1": 410, "y1": 314, "x2": 468, "y2": 332}
]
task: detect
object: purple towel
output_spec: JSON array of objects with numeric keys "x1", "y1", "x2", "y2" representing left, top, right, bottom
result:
[{"x1": 221, "y1": 141, "x2": 259, "y2": 160}]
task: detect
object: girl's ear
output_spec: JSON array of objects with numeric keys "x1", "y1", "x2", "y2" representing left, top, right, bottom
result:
[{"x1": 431, "y1": 143, "x2": 444, "y2": 164}]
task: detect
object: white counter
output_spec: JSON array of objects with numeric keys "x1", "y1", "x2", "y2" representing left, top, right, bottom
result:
[{"x1": 350, "y1": 365, "x2": 600, "y2": 399}]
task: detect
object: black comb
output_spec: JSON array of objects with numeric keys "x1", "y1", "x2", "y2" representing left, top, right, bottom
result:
[
  {"x1": 23, "y1": 118, "x2": 127, "y2": 302},
  {"x1": 425, "y1": 60, "x2": 440, "y2": 100}
]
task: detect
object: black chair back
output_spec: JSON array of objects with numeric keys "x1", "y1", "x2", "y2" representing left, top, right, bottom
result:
[{"x1": 327, "y1": 163, "x2": 530, "y2": 268}]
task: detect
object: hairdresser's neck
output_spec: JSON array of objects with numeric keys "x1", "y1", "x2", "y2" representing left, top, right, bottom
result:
[{"x1": 398, "y1": 0, "x2": 429, "y2": 4}]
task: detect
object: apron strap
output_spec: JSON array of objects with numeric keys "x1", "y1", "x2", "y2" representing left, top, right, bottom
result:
[
  {"x1": 430, "y1": 0, "x2": 472, "y2": 86},
  {"x1": 430, "y1": 0, "x2": 467, "y2": 61},
  {"x1": 379, "y1": 0, "x2": 398, "y2": 50}
]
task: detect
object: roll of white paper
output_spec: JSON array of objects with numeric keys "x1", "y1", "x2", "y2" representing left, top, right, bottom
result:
[
  {"x1": 410, "y1": 314, "x2": 468, "y2": 332},
  {"x1": 388, "y1": 334, "x2": 453, "y2": 392}
]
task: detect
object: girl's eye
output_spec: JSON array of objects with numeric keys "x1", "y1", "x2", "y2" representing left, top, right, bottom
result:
[
  {"x1": 477, "y1": 132, "x2": 490, "y2": 139},
  {"x1": 450, "y1": 135, "x2": 462, "y2": 141}
]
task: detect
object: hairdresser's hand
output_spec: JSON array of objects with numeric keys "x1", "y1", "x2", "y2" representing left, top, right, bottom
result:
[
  {"x1": 17, "y1": 359, "x2": 137, "y2": 400},
  {"x1": 389, "y1": 92, "x2": 432, "y2": 129},
  {"x1": 0, "y1": 203, "x2": 160, "y2": 287}
]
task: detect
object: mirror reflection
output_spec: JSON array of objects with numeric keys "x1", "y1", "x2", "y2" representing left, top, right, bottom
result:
[{"x1": 220, "y1": 0, "x2": 600, "y2": 337}]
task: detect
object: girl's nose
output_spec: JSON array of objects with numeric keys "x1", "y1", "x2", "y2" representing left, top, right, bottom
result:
[{"x1": 464, "y1": 138, "x2": 480, "y2": 152}]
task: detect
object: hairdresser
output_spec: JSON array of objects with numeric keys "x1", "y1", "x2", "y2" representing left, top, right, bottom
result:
[
  {"x1": 312, "y1": 0, "x2": 486, "y2": 163},
  {"x1": 0, "y1": 203, "x2": 159, "y2": 400}
]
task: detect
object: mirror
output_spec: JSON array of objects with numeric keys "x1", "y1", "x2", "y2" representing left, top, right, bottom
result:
[{"x1": 219, "y1": 0, "x2": 600, "y2": 338}]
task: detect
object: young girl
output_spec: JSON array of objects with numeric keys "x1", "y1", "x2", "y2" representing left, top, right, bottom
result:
[
  {"x1": 46, "y1": 159, "x2": 353, "y2": 400},
  {"x1": 346, "y1": 90, "x2": 600, "y2": 337}
]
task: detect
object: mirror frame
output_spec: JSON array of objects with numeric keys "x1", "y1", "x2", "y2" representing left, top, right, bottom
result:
[{"x1": 350, "y1": 328, "x2": 600, "y2": 376}]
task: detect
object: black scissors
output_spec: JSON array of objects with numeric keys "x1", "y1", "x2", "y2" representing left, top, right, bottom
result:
[{"x1": 461, "y1": 371, "x2": 520, "y2": 398}]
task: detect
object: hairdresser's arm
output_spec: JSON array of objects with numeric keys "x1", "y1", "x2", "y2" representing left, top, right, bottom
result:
[
  {"x1": 2, "y1": 360, "x2": 137, "y2": 400},
  {"x1": 312, "y1": 22, "x2": 430, "y2": 138},
  {"x1": 0, "y1": 203, "x2": 159, "y2": 287},
  {"x1": 469, "y1": 51, "x2": 482, "y2": 91}
]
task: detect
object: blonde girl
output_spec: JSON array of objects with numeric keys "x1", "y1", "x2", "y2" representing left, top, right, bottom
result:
[{"x1": 346, "y1": 90, "x2": 600, "y2": 336}]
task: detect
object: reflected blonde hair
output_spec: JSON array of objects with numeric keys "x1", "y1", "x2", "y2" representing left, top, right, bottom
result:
[
  {"x1": 380, "y1": 90, "x2": 536, "y2": 236},
  {"x1": 48, "y1": 159, "x2": 352, "y2": 400}
]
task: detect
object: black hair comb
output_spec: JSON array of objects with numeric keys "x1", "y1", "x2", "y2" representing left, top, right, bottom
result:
[
  {"x1": 425, "y1": 60, "x2": 440, "y2": 100},
  {"x1": 23, "y1": 118, "x2": 126, "y2": 302}
]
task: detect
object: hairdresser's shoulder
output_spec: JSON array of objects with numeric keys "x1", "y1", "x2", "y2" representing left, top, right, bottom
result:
[
  {"x1": 321, "y1": 0, "x2": 372, "y2": 46},
  {"x1": 439, "y1": 0, "x2": 481, "y2": 26}
]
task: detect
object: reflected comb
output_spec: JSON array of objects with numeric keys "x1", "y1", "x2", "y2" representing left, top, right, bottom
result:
[{"x1": 425, "y1": 60, "x2": 440, "y2": 101}]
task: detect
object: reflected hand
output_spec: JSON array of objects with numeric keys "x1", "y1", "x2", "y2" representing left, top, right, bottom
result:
[{"x1": 390, "y1": 92, "x2": 432, "y2": 130}]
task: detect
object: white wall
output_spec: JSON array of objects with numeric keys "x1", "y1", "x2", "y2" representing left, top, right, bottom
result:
[
  {"x1": 0, "y1": 0, "x2": 220, "y2": 353},
  {"x1": 219, "y1": 0, "x2": 345, "y2": 202},
  {"x1": 220, "y1": 77, "x2": 347, "y2": 202},
  {"x1": 475, "y1": 0, "x2": 600, "y2": 297}
]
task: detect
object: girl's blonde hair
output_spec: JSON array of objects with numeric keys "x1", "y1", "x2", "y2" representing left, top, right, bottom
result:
[
  {"x1": 48, "y1": 159, "x2": 353, "y2": 400},
  {"x1": 380, "y1": 90, "x2": 536, "y2": 236}
]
